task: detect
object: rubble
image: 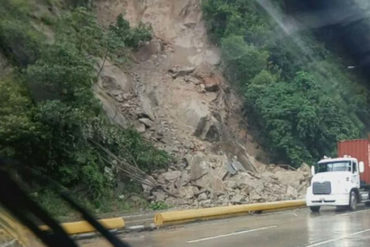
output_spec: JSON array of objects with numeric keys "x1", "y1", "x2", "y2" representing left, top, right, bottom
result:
[{"x1": 146, "y1": 153, "x2": 310, "y2": 208}]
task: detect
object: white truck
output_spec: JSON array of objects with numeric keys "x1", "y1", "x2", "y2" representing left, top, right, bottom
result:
[{"x1": 306, "y1": 139, "x2": 370, "y2": 212}]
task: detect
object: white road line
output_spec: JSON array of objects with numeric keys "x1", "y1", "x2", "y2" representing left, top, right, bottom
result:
[
  {"x1": 305, "y1": 229, "x2": 370, "y2": 247},
  {"x1": 187, "y1": 225, "x2": 277, "y2": 244}
]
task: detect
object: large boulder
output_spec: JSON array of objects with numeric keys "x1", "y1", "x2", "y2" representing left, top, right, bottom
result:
[
  {"x1": 210, "y1": 176, "x2": 226, "y2": 196},
  {"x1": 99, "y1": 60, "x2": 132, "y2": 92},
  {"x1": 178, "y1": 99, "x2": 209, "y2": 130},
  {"x1": 298, "y1": 163, "x2": 311, "y2": 177},
  {"x1": 202, "y1": 76, "x2": 221, "y2": 92},
  {"x1": 249, "y1": 191, "x2": 264, "y2": 202},
  {"x1": 180, "y1": 170, "x2": 190, "y2": 186},
  {"x1": 274, "y1": 170, "x2": 303, "y2": 188},
  {"x1": 225, "y1": 180, "x2": 237, "y2": 190},
  {"x1": 194, "y1": 116, "x2": 222, "y2": 142},
  {"x1": 93, "y1": 60, "x2": 133, "y2": 128},
  {"x1": 162, "y1": 170, "x2": 182, "y2": 182},
  {"x1": 94, "y1": 91, "x2": 128, "y2": 128},
  {"x1": 230, "y1": 194, "x2": 244, "y2": 204},
  {"x1": 138, "y1": 118, "x2": 153, "y2": 128},
  {"x1": 138, "y1": 94, "x2": 156, "y2": 120},
  {"x1": 152, "y1": 191, "x2": 167, "y2": 201},
  {"x1": 192, "y1": 171, "x2": 226, "y2": 197},
  {"x1": 193, "y1": 62, "x2": 213, "y2": 79},
  {"x1": 197, "y1": 192, "x2": 208, "y2": 201},
  {"x1": 286, "y1": 185, "x2": 298, "y2": 198},
  {"x1": 188, "y1": 153, "x2": 209, "y2": 181},
  {"x1": 180, "y1": 186, "x2": 195, "y2": 199},
  {"x1": 193, "y1": 62, "x2": 223, "y2": 92}
]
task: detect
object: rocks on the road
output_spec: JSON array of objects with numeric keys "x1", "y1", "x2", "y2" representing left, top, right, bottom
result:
[{"x1": 146, "y1": 152, "x2": 310, "y2": 207}]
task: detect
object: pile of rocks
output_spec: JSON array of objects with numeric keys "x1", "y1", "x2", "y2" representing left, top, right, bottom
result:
[{"x1": 143, "y1": 152, "x2": 311, "y2": 208}]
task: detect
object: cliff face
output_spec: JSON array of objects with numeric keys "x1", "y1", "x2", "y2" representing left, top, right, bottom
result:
[
  {"x1": 92, "y1": 0, "x2": 311, "y2": 207},
  {"x1": 95, "y1": 0, "x2": 258, "y2": 166}
]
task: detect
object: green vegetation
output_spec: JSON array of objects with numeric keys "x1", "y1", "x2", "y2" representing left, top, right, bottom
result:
[
  {"x1": 148, "y1": 201, "x2": 170, "y2": 211},
  {"x1": 109, "y1": 14, "x2": 152, "y2": 50},
  {"x1": 0, "y1": 0, "x2": 168, "y2": 213},
  {"x1": 0, "y1": 0, "x2": 43, "y2": 66},
  {"x1": 202, "y1": 0, "x2": 369, "y2": 166}
]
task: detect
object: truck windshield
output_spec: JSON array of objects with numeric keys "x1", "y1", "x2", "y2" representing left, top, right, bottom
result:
[{"x1": 315, "y1": 161, "x2": 351, "y2": 173}]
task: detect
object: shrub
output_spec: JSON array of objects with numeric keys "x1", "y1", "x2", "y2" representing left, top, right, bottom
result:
[{"x1": 109, "y1": 14, "x2": 152, "y2": 49}]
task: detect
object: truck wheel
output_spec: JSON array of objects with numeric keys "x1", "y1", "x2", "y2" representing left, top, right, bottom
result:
[
  {"x1": 310, "y1": 206, "x2": 320, "y2": 213},
  {"x1": 349, "y1": 191, "x2": 357, "y2": 211}
]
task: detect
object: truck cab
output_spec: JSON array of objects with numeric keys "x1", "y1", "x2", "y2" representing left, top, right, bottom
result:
[{"x1": 306, "y1": 156, "x2": 367, "y2": 212}]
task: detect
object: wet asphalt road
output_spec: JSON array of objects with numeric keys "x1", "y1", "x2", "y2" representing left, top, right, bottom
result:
[{"x1": 80, "y1": 206, "x2": 370, "y2": 247}]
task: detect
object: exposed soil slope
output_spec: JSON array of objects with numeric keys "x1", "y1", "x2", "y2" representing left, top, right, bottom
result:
[{"x1": 94, "y1": 0, "x2": 310, "y2": 207}]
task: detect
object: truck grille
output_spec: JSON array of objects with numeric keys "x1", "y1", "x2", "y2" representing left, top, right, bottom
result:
[{"x1": 313, "y1": 181, "x2": 331, "y2": 195}]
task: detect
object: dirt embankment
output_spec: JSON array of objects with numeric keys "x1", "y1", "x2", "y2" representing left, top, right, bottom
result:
[{"x1": 94, "y1": 0, "x2": 310, "y2": 208}]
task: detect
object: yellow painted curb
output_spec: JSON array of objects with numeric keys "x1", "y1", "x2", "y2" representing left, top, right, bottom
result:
[
  {"x1": 154, "y1": 199, "x2": 305, "y2": 226},
  {"x1": 39, "y1": 217, "x2": 125, "y2": 235}
]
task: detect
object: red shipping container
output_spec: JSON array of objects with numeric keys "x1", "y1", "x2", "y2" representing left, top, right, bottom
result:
[{"x1": 337, "y1": 139, "x2": 370, "y2": 186}]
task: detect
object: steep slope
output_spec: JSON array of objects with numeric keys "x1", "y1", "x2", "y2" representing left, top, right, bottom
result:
[{"x1": 94, "y1": 0, "x2": 310, "y2": 207}]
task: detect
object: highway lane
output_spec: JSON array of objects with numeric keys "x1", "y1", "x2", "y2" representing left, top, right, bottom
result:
[{"x1": 80, "y1": 206, "x2": 370, "y2": 247}]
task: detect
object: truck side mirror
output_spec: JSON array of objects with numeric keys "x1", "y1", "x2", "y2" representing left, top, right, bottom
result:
[
  {"x1": 311, "y1": 166, "x2": 315, "y2": 175},
  {"x1": 359, "y1": 161, "x2": 364, "y2": 173}
]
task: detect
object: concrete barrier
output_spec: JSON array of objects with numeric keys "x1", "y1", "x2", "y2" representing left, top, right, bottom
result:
[
  {"x1": 154, "y1": 200, "x2": 305, "y2": 226},
  {"x1": 39, "y1": 217, "x2": 125, "y2": 235}
]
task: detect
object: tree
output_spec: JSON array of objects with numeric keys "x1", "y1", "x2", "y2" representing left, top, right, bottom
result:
[
  {"x1": 245, "y1": 72, "x2": 360, "y2": 166},
  {"x1": 221, "y1": 35, "x2": 268, "y2": 86}
]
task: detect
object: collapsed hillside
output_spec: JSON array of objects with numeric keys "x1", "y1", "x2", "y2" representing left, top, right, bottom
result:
[
  {"x1": 94, "y1": 0, "x2": 311, "y2": 207},
  {"x1": 0, "y1": 0, "x2": 314, "y2": 213}
]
